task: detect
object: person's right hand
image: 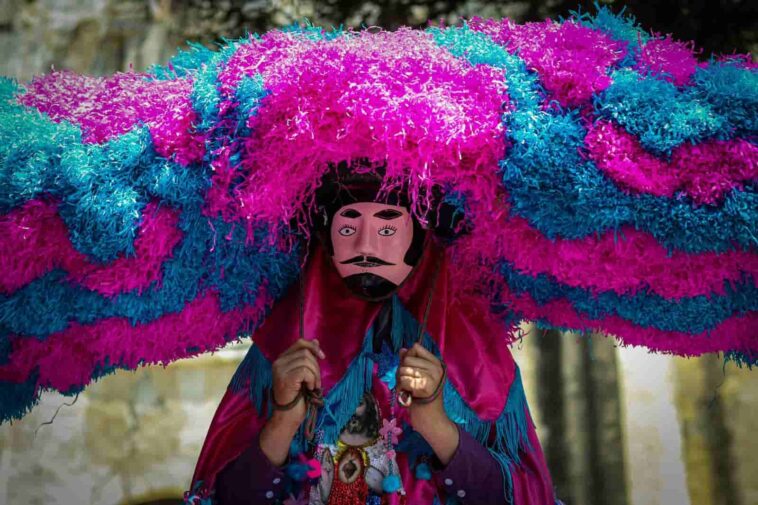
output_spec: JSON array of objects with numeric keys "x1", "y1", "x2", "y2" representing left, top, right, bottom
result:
[
  {"x1": 261, "y1": 339, "x2": 325, "y2": 466},
  {"x1": 270, "y1": 338, "x2": 326, "y2": 425}
]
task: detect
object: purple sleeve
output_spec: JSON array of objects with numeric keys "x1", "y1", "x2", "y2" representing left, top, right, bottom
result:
[
  {"x1": 431, "y1": 425, "x2": 506, "y2": 504},
  {"x1": 433, "y1": 422, "x2": 557, "y2": 505},
  {"x1": 215, "y1": 434, "x2": 287, "y2": 504}
]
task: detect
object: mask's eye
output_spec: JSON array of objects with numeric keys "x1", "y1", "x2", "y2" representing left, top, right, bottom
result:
[
  {"x1": 339, "y1": 225, "x2": 356, "y2": 236},
  {"x1": 378, "y1": 226, "x2": 396, "y2": 236}
]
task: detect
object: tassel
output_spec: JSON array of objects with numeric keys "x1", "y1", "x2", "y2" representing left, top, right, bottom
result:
[
  {"x1": 229, "y1": 343, "x2": 272, "y2": 416},
  {"x1": 415, "y1": 462, "x2": 432, "y2": 480},
  {"x1": 381, "y1": 474, "x2": 402, "y2": 493}
]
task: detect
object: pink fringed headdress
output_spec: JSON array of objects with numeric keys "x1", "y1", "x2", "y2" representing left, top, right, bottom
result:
[{"x1": 0, "y1": 8, "x2": 756, "y2": 423}]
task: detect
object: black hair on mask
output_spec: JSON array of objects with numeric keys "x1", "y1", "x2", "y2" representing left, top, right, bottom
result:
[{"x1": 312, "y1": 160, "x2": 469, "y2": 263}]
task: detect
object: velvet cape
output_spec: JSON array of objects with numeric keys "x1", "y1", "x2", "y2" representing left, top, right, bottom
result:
[{"x1": 188, "y1": 241, "x2": 553, "y2": 503}]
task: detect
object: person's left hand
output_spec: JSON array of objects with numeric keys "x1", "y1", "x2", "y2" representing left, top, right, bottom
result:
[
  {"x1": 397, "y1": 343, "x2": 458, "y2": 464},
  {"x1": 397, "y1": 343, "x2": 446, "y2": 413}
]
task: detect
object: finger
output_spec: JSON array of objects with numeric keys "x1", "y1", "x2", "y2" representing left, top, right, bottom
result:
[
  {"x1": 312, "y1": 339, "x2": 326, "y2": 359},
  {"x1": 294, "y1": 355, "x2": 321, "y2": 390},
  {"x1": 398, "y1": 375, "x2": 413, "y2": 391},
  {"x1": 277, "y1": 348, "x2": 323, "y2": 387},
  {"x1": 279, "y1": 347, "x2": 322, "y2": 371},
  {"x1": 397, "y1": 366, "x2": 424, "y2": 378},
  {"x1": 411, "y1": 343, "x2": 439, "y2": 363},
  {"x1": 398, "y1": 375, "x2": 429, "y2": 393},
  {"x1": 282, "y1": 358, "x2": 321, "y2": 390},
  {"x1": 282, "y1": 338, "x2": 326, "y2": 360},
  {"x1": 405, "y1": 344, "x2": 421, "y2": 358},
  {"x1": 397, "y1": 369, "x2": 438, "y2": 393},
  {"x1": 292, "y1": 338, "x2": 326, "y2": 359},
  {"x1": 296, "y1": 353, "x2": 322, "y2": 390},
  {"x1": 399, "y1": 355, "x2": 435, "y2": 372},
  {"x1": 290, "y1": 365, "x2": 318, "y2": 391}
]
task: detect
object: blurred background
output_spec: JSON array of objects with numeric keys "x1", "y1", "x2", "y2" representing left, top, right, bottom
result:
[{"x1": 0, "y1": 1, "x2": 756, "y2": 505}]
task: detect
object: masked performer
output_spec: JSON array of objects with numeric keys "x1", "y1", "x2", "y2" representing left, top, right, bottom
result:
[
  {"x1": 191, "y1": 169, "x2": 557, "y2": 504},
  {"x1": 1, "y1": 6, "x2": 755, "y2": 505}
]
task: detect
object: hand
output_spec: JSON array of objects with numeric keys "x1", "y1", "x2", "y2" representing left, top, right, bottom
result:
[
  {"x1": 397, "y1": 343, "x2": 446, "y2": 412},
  {"x1": 397, "y1": 343, "x2": 458, "y2": 464},
  {"x1": 261, "y1": 338, "x2": 325, "y2": 467},
  {"x1": 271, "y1": 338, "x2": 325, "y2": 425}
]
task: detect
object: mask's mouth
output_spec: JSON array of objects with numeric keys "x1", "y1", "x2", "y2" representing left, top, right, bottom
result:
[{"x1": 339, "y1": 256, "x2": 395, "y2": 267}]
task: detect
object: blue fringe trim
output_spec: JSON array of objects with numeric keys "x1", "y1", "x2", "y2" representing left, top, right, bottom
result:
[
  {"x1": 1, "y1": 93, "x2": 152, "y2": 260},
  {"x1": 0, "y1": 364, "x2": 119, "y2": 424},
  {"x1": 200, "y1": 73, "x2": 268, "y2": 195},
  {"x1": 500, "y1": 111, "x2": 757, "y2": 253},
  {"x1": 392, "y1": 296, "x2": 531, "y2": 458},
  {"x1": 392, "y1": 298, "x2": 528, "y2": 504},
  {"x1": 279, "y1": 22, "x2": 347, "y2": 41},
  {"x1": 152, "y1": 41, "x2": 224, "y2": 80},
  {"x1": 0, "y1": 74, "x2": 300, "y2": 423},
  {"x1": 428, "y1": 25, "x2": 544, "y2": 112},
  {"x1": 310, "y1": 326, "x2": 376, "y2": 447},
  {"x1": 187, "y1": 50, "x2": 225, "y2": 131},
  {"x1": 1, "y1": 76, "x2": 209, "y2": 260},
  {"x1": 230, "y1": 343, "x2": 273, "y2": 416},
  {"x1": 183, "y1": 479, "x2": 214, "y2": 505}
]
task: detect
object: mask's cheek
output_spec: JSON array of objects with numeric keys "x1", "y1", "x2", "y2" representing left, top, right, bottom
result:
[
  {"x1": 331, "y1": 235, "x2": 357, "y2": 261},
  {"x1": 332, "y1": 261, "x2": 357, "y2": 279},
  {"x1": 375, "y1": 241, "x2": 403, "y2": 263}
]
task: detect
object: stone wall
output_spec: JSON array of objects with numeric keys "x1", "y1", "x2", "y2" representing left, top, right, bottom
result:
[{"x1": 0, "y1": 343, "x2": 247, "y2": 505}]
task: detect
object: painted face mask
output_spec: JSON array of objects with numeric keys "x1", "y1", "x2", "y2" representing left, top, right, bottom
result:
[{"x1": 329, "y1": 201, "x2": 417, "y2": 300}]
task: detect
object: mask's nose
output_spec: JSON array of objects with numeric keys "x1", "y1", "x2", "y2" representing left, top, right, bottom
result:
[{"x1": 355, "y1": 223, "x2": 378, "y2": 258}]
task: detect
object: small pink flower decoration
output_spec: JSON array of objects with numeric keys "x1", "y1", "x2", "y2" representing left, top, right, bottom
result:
[
  {"x1": 386, "y1": 449, "x2": 397, "y2": 459},
  {"x1": 380, "y1": 418, "x2": 402, "y2": 445},
  {"x1": 297, "y1": 453, "x2": 322, "y2": 479}
]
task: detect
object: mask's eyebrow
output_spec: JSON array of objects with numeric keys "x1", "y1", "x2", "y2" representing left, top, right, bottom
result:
[
  {"x1": 339, "y1": 208, "x2": 362, "y2": 218},
  {"x1": 373, "y1": 209, "x2": 403, "y2": 220}
]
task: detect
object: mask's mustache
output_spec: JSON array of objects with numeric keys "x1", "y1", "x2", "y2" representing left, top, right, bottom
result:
[{"x1": 340, "y1": 256, "x2": 395, "y2": 267}]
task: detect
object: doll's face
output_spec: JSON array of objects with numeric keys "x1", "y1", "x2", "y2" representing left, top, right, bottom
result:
[{"x1": 330, "y1": 201, "x2": 414, "y2": 298}]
